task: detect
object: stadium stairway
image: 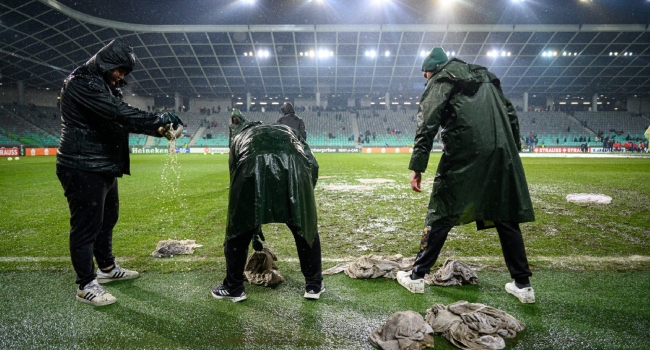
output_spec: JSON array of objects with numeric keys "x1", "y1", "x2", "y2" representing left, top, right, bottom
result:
[
  {"x1": 567, "y1": 113, "x2": 596, "y2": 137},
  {"x1": 190, "y1": 126, "x2": 206, "y2": 146},
  {"x1": 350, "y1": 115, "x2": 360, "y2": 147}
]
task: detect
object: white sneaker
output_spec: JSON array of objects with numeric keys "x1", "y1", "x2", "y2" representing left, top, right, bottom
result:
[
  {"x1": 304, "y1": 282, "x2": 326, "y2": 300},
  {"x1": 96, "y1": 264, "x2": 139, "y2": 284},
  {"x1": 76, "y1": 280, "x2": 116, "y2": 306},
  {"x1": 505, "y1": 282, "x2": 535, "y2": 303},
  {"x1": 396, "y1": 270, "x2": 425, "y2": 294}
]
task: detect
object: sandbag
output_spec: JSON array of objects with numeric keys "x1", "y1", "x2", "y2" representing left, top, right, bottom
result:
[
  {"x1": 243, "y1": 248, "x2": 285, "y2": 287},
  {"x1": 369, "y1": 311, "x2": 435, "y2": 350},
  {"x1": 425, "y1": 301, "x2": 525, "y2": 350}
]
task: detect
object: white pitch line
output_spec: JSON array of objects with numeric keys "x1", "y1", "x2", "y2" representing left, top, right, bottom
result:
[{"x1": 1, "y1": 255, "x2": 649, "y2": 264}]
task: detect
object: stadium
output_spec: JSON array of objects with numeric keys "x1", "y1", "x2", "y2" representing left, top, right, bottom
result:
[{"x1": 1, "y1": 0, "x2": 649, "y2": 349}]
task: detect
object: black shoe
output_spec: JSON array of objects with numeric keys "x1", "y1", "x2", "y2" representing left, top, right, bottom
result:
[{"x1": 211, "y1": 284, "x2": 247, "y2": 302}]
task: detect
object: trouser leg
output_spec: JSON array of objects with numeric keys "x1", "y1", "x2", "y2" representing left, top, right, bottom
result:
[
  {"x1": 412, "y1": 226, "x2": 452, "y2": 278},
  {"x1": 494, "y1": 221, "x2": 532, "y2": 284},
  {"x1": 288, "y1": 224, "x2": 322, "y2": 289},
  {"x1": 94, "y1": 178, "x2": 118, "y2": 270},
  {"x1": 56, "y1": 165, "x2": 116, "y2": 286},
  {"x1": 223, "y1": 227, "x2": 257, "y2": 293}
]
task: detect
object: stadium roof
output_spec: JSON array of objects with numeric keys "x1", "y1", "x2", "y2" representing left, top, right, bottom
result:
[{"x1": 1, "y1": 0, "x2": 650, "y2": 100}]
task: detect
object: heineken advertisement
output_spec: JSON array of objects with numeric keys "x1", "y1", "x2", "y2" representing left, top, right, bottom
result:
[
  {"x1": 130, "y1": 146, "x2": 362, "y2": 154},
  {"x1": 130, "y1": 146, "x2": 191, "y2": 154}
]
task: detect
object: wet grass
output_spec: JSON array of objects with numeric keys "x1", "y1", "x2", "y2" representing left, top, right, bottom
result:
[
  {"x1": 1, "y1": 155, "x2": 649, "y2": 270},
  {"x1": 0, "y1": 269, "x2": 649, "y2": 349},
  {"x1": 0, "y1": 154, "x2": 650, "y2": 348}
]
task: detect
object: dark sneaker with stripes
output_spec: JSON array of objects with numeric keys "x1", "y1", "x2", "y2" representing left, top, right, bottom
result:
[
  {"x1": 96, "y1": 264, "x2": 139, "y2": 283},
  {"x1": 76, "y1": 280, "x2": 116, "y2": 306},
  {"x1": 211, "y1": 284, "x2": 247, "y2": 302}
]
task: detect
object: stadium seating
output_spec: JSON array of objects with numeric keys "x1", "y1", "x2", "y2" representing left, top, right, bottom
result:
[{"x1": 2, "y1": 102, "x2": 648, "y2": 149}]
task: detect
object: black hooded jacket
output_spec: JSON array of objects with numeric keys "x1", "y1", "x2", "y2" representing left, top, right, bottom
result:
[
  {"x1": 277, "y1": 103, "x2": 307, "y2": 140},
  {"x1": 57, "y1": 39, "x2": 164, "y2": 177}
]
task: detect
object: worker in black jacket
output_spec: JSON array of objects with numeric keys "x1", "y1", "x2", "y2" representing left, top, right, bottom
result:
[
  {"x1": 277, "y1": 102, "x2": 307, "y2": 140},
  {"x1": 56, "y1": 38, "x2": 183, "y2": 306}
]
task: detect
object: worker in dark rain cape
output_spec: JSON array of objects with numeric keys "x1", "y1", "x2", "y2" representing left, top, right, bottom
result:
[
  {"x1": 211, "y1": 108, "x2": 323, "y2": 302},
  {"x1": 397, "y1": 47, "x2": 536, "y2": 304}
]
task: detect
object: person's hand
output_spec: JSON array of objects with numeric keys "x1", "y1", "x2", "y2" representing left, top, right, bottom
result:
[
  {"x1": 160, "y1": 112, "x2": 184, "y2": 129},
  {"x1": 410, "y1": 171, "x2": 422, "y2": 193}
]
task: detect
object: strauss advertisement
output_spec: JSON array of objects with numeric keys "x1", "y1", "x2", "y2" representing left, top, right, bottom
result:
[{"x1": 0, "y1": 147, "x2": 20, "y2": 157}]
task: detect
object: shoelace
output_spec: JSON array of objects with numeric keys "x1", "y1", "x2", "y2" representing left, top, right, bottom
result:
[{"x1": 85, "y1": 283, "x2": 107, "y2": 296}]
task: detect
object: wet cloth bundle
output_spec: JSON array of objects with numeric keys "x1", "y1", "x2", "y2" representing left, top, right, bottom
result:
[
  {"x1": 243, "y1": 248, "x2": 285, "y2": 286},
  {"x1": 323, "y1": 255, "x2": 478, "y2": 286},
  {"x1": 425, "y1": 301, "x2": 525, "y2": 350},
  {"x1": 151, "y1": 239, "x2": 203, "y2": 258},
  {"x1": 322, "y1": 254, "x2": 415, "y2": 279},
  {"x1": 369, "y1": 311, "x2": 435, "y2": 350},
  {"x1": 424, "y1": 258, "x2": 479, "y2": 286}
]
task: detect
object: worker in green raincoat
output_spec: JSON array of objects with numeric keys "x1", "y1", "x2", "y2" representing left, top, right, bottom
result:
[
  {"x1": 396, "y1": 47, "x2": 536, "y2": 304},
  {"x1": 211, "y1": 109, "x2": 323, "y2": 302}
]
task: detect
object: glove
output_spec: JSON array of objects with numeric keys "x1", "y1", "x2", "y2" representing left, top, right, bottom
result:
[
  {"x1": 252, "y1": 235, "x2": 263, "y2": 252},
  {"x1": 160, "y1": 112, "x2": 184, "y2": 130},
  {"x1": 252, "y1": 231, "x2": 265, "y2": 252}
]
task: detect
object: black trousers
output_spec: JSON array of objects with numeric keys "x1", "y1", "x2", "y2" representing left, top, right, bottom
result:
[
  {"x1": 412, "y1": 222, "x2": 532, "y2": 284},
  {"x1": 56, "y1": 164, "x2": 118, "y2": 286},
  {"x1": 222, "y1": 225, "x2": 322, "y2": 293}
]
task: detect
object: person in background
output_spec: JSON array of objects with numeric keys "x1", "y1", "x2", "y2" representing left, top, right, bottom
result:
[
  {"x1": 398, "y1": 47, "x2": 536, "y2": 304},
  {"x1": 277, "y1": 102, "x2": 307, "y2": 140},
  {"x1": 212, "y1": 109, "x2": 322, "y2": 302},
  {"x1": 57, "y1": 38, "x2": 183, "y2": 306}
]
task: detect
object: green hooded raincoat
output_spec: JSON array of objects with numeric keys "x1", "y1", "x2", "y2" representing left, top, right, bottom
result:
[
  {"x1": 409, "y1": 58, "x2": 535, "y2": 228},
  {"x1": 226, "y1": 113, "x2": 319, "y2": 244}
]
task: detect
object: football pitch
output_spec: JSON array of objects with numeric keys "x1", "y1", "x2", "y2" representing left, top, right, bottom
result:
[{"x1": 1, "y1": 153, "x2": 649, "y2": 349}]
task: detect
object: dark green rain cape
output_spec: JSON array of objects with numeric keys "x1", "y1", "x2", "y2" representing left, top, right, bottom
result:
[
  {"x1": 226, "y1": 111, "x2": 319, "y2": 244},
  {"x1": 409, "y1": 58, "x2": 535, "y2": 229}
]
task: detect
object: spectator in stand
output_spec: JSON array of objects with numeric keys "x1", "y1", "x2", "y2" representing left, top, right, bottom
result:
[{"x1": 277, "y1": 102, "x2": 307, "y2": 140}]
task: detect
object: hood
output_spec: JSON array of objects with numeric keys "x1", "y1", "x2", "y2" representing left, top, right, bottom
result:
[
  {"x1": 229, "y1": 109, "x2": 261, "y2": 141},
  {"x1": 84, "y1": 39, "x2": 136, "y2": 83},
  {"x1": 280, "y1": 102, "x2": 295, "y2": 115}
]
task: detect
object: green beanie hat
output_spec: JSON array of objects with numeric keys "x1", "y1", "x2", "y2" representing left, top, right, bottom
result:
[{"x1": 421, "y1": 47, "x2": 449, "y2": 72}]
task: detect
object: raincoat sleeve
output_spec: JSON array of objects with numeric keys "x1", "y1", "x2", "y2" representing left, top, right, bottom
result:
[
  {"x1": 67, "y1": 78, "x2": 163, "y2": 137},
  {"x1": 302, "y1": 141, "x2": 319, "y2": 188},
  {"x1": 490, "y1": 74, "x2": 522, "y2": 151},
  {"x1": 504, "y1": 97, "x2": 522, "y2": 151},
  {"x1": 298, "y1": 119, "x2": 307, "y2": 140},
  {"x1": 409, "y1": 81, "x2": 453, "y2": 173}
]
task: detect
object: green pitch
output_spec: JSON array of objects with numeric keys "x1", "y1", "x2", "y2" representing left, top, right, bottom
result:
[{"x1": 1, "y1": 154, "x2": 649, "y2": 349}]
